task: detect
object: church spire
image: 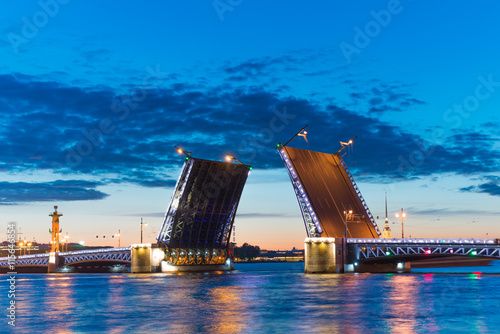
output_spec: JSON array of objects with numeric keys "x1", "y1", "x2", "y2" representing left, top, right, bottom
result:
[{"x1": 382, "y1": 193, "x2": 392, "y2": 239}]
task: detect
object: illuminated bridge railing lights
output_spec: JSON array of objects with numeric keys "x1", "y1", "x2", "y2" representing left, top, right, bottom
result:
[
  {"x1": 350, "y1": 238, "x2": 500, "y2": 261},
  {"x1": 16, "y1": 253, "x2": 51, "y2": 259},
  {"x1": 59, "y1": 247, "x2": 132, "y2": 256},
  {"x1": 347, "y1": 238, "x2": 496, "y2": 245},
  {"x1": 0, "y1": 247, "x2": 133, "y2": 264},
  {"x1": 279, "y1": 149, "x2": 323, "y2": 236}
]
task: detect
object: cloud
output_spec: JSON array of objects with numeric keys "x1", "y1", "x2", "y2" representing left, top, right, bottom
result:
[
  {"x1": 406, "y1": 207, "x2": 500, "y2": 215},
  {"x1": 125, "y1": 179, "x2": 177, "y2": 188},
  {"x1": 0, "y1": 57, "x2": 499, "y2": 197},
  {"x1": 303, "y1": 70, "x2": 332, "y2": 77},
  {"x1": 115, "y1": 212, "x2": 165, "y2": 217},
  {"x1": 0, "y1": 180, "x2": 109, "y2": 205},
  {"x1": 235, "y1": 213, "x2": 296, "y2": 218},
  {"x1": 80, "y1": 49, "x2": 113, "y2": 63},
  {"x1": 460, "y1": 176, "x2": 500, "y2": 197},
  {"x1": 222, "y1": 55, "x2": 298, "y2": 82},
  {"x1": 348, "y1": 83, "x2": 426, "y2": 114}
]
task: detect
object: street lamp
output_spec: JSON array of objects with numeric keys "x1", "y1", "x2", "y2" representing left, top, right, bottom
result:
[
  {"x1": 226, "y1": 154, "x2": 252, "y2": 171},
  {"x1": 395, "y1": 208, "x2": 407, "y2": 238},
  {"x1": 342, "y1": 204, "x2": 353, "y2": 272},
  {"x1": 64, "y1": 233, "x2": 69, "y2": 252},
  {"x1": 282, "y1": 125, "x2": 309, "y2": 147},
  {"x1": 175, "y1": 146, "x2": 192, "y2": 160},
  {"x1": 225, "y1": 154, "x2": 243, "y2": 165},
  {"x1": 27, "y1": 242, "x2": 32, "y2": 255},
  {"x1": 18, "y1": 241, "x2": 24, "y2": 256},
  {"x1": 115, "y1": 230, "x2": 121, "y2": 248},
  {"x1": 140, "y1": 218, "x2": 147, "y2": 244},
  {"x1": 343, "y1": 205, "x2": 353, "y2": 239},
  {"x1": 335, "y1": 136, "x2": 357, "y2": 155}
]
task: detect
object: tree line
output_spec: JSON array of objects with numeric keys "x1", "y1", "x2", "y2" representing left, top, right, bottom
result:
[{"x1": 233, "y1": 243, "x2": 260, "y2": 260}]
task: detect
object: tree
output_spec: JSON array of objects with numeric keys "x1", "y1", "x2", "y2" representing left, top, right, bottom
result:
[{"x1": 234, "y1": 243, "x2": 260, "y2": 260}]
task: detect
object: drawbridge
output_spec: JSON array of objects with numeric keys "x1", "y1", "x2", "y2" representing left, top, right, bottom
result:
[
  {"x1": 277, "y1": 129, "x2": 380, "y2": 239},
  {"x1": 157, "y1": 151, "x2": 251, "y2": 266}
]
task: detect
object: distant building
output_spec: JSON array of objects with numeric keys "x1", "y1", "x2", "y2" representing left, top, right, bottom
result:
[
  {"x1": 382, "y1": 221, "x2": 392, "y2": 239},
  {"x1": 382, "y1": 193, "x2": 392, "y2": 239},
  {"x1": 255, "y1": 247, "x2": 304, "y2": 262}
]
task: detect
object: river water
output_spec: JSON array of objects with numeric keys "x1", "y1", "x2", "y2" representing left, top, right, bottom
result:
[{"x1": 3, "y1": 261, "x2": 500, "y2": 333}]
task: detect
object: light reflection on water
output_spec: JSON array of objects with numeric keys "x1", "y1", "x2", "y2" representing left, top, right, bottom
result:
[
  {"x1": 7, "y1": 262, "x2": 500, "y2": 333},
  {"x1": 385, "y1": 275, "x2": 420, "y2": 334}
]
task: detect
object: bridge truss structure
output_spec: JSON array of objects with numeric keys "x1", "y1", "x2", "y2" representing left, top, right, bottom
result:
[
  {"x1": 348, "y1": 238, "x2": 500, "y2": 263},
  {"x1": 157, "y1": 156, "x2": 251, "y2": 266},
  {"x1": 0, "y1": 247, "x2": 131, "y2": 268},
  {"x1": 59, "y1": 247, "x2": 131, "y2": 265}
]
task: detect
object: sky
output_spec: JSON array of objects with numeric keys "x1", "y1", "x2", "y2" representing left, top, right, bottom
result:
[{"x1": 1, "y1": 0, "x2": 499, "y2": 250}]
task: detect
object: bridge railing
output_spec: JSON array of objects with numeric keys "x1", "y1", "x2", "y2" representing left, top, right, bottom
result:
[
  {"x1": 58, "y1": 247, "x2": 131, "y2": 256},
  {"x1": 278, "y1": 148, "x2": 323, "y2": 237},
  {"x1": 0, "y1": 247, "x2": 132, "y2": 262},
  {"x1": 0, "y1": 253, "x2": 49, "y2": 261},
  {"x1": 338, "y1": 156, "x2": 380, "y2": 236},
  {"x1": 347, "y1": 238, "x2": 497, "y2": 245},
  {"x1": 356, "y1": 244, "x2": 500, "y2": 260}
]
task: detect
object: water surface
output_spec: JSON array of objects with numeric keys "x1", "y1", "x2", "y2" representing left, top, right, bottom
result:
[{"x1": 4, "y1": 261, "x2": 500, "y2": 333}]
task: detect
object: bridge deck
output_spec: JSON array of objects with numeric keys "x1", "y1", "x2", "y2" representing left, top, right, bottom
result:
[
  {"x1": 0, "y1": 247, "x2": 131, "y2": 267},
  {"x1": 347, "y1": 238, "x2": 500, "y2": 263},
  {"x1": 279, "y1": 146, "x2": 379, "y2": 238}
]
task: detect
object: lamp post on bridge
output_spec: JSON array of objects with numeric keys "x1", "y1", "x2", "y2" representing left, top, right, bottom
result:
[
  {"x1": 282, "y1": 125, "x2": 309, "y2": 147},
  {"x1": 140, "y1": 218, "x2": 147, "y2": 244},
  {"x1": 343, "y1": 204, "x2": 353, "y2": 241},
  {"x1": 343, "y1": 204, "x2": 353, "y2": 272},
  {"x1": 115, "y1": 230, "x2": 121, "y2": 248},
  {"x1": 395, "y1": 208, "x2": 406, "y2": 238},
  {"x1": 63, "y1": 233, "x2": 69, "y2": 252}
]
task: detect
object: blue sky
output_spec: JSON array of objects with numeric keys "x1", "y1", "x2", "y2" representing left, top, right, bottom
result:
[{"x1": 1, "y1": 0, "x2": 499, "y2": 249}]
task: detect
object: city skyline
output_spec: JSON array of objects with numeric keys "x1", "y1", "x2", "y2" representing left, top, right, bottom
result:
[{"x1": 1, "y1": 1, "x2": 499, "y2": 249}]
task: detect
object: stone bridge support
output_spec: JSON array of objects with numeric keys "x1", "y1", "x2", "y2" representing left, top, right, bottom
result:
[
  {"x1": 47, "y1": 252, "x2": 60, "y2": 273},
  {"x1": 304, "y1": 238, "x2": 343, "y2": 273},
  {"x1": 131, "y1": 244, "x2": 165, "y2": 273}
]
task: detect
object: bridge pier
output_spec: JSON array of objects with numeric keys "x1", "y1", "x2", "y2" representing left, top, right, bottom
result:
[
  {"x1": 160, "y1": 259, "x2": 234, "y2": 272},
  {"x1": 305, "y1": 238, "x2": 413, "y2": 273},
  {"x1": 304, "y1": 238, "x2": 343, "y2": 273},
  {"x1": 131, "y1": 244, "x2": 165, "y2": 273},
  {"x1": 47, "y1": 252, "x2": 60, "y2": 273}
]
